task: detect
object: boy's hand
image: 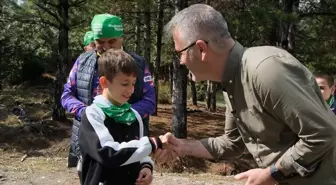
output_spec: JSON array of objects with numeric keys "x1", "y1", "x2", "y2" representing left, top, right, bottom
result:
[
  {"x1": 154, "y1": 133, "x2": 180, "y2": 164},
  {"x1": 136, "y1": 167, "x2": 153, "y2": 185}
]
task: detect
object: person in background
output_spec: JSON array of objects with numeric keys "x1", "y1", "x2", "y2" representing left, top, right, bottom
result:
[
  {"x1": 61, "y1": 14, "x2": 155, "y2": 173},
  {"x1": 315, "y1": 73, "x2": 336, "y2": 114},
  {"x1": 83, "y1": 31, "x2": 96, "y2": 52}
]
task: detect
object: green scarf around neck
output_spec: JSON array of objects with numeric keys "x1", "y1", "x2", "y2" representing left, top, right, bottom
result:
[
  {"x1": 327, "y1": 95, "x2": 335, "y2": 107},
  {"x1": 95, "y1": 102, "x2": 136, "y2": 125}
]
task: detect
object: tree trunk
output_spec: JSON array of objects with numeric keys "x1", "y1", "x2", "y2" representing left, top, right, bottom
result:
[
  {"x1": 52, "y1": 0, "x2": 68, "y2": 121},
  {"x1": 210, "y1": 82, "x2": 217, "y2": 112},
  {"x1": 190, "y1": 78, "x2": 197, "y2": 106},
  {"x1": 143, "y1": 0, "x2": 151, "y2": 70},
  {"x1": 170, "y1": 62, "x2": 173, "y2": 94},
  {"x1": 135, "y1": 2, "x2": 142, "y2": 55},
  {"x1": 163, "y1": 65, "x2": 169, "y2": 81},
  {"x1": 288, "y1": 0, "x2": 299, "y2": 53},
  {"x1": 172, "y1": 58, "x2": 188, "y2": 138},
  {"x1": 206, "y1": 81, "x2": 217, "y2": 112},
  {"x1": 206, "y1": 80, "x2": 211, "y2": 109},
  {"x1": 276, "y1": 0, "x2": 299, "y2": 52},
  {"x1": 153, "y1": 0, "x2": 165, "y2": 116},
  {"x1": 172, "y1": 0, "x2": 188, "y2": 139}
]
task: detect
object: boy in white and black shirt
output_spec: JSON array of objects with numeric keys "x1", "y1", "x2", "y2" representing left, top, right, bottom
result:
[{"x1": 79, "y1": 49, "x2": 164, "y2": 185}]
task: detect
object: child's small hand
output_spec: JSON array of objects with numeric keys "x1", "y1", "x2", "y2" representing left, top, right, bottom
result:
[{"x1": 136, "y1": 167, "x2": 153, "y2": 185}]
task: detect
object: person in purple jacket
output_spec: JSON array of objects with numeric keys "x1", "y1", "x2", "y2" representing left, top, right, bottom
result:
[
  {"x1": 61, "y1": 13, "x2": 156, "y2": 172},
  {"x1": 315, "y1": 73, "x2": 336, "y2": 114}
]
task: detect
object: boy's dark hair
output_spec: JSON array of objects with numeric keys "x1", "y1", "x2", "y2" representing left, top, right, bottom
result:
[
  {"x1": 98, "y1": 49, "x2": 138, "y2": 81},
  {"x1": 315, "y1": 73, "x2": 335, "y2": 87}
]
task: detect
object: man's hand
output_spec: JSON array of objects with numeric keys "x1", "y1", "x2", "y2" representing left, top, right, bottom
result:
[
  {"x1": 153, "y1": 132, "x2": 181, "y2": 164},
  {"x1": 234, "y1": 167, "x2": 277, "y2": 185},
  {"x1": 136, "y1": 167, "x2": 153, "y2": 185}
]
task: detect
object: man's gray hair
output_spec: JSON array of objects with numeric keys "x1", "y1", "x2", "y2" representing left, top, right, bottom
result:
[{"x1": 165, "y1": 4, "x2": 231, "y2": 49}]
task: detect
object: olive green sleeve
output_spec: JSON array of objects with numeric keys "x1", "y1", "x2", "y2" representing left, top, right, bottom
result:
[{"x1": 200, "y1": 92, "x2": 245, "y2": 161}]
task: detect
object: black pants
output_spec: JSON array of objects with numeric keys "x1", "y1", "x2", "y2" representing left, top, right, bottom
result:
[{"x1": 68, "y1": 146, "x2": 78, "y2": 168}]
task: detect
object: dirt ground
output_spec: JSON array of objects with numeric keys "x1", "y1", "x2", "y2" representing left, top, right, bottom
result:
[
  {"x1": 0, "y1": 156, "x2": 244, "y2": 185},
  {"x1": 0, "y1": 85, "x2": 253, "y2": 185}
]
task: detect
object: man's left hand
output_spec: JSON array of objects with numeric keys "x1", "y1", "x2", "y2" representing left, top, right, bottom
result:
[{"x1": 234, "y1": 167, "x2": 278, "y2": 185}]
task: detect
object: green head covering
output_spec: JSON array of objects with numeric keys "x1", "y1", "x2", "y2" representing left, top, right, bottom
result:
[
  {"x1": 91, "y1": 14, "x2": 124, "y2": 40},
  {"x1": 83, "y1": 31, "x2": 94, "y2": 46}
]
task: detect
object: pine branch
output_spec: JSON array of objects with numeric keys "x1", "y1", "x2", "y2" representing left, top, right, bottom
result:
[
  {"x1": 69, "y1": 0, "x2": 86, "y2": 7},
  {"x1": 34, "y1": 2, "x2": 61, "y2": 23},
  {"x1": 299, "y1": 12, "x2": 336, "y2": 17}
]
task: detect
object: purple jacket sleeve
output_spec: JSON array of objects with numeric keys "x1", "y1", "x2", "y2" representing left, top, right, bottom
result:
[
  {"x1": 61, "y1": 60, "x2": 87, "y2": 120},
  {"x1": 131, "y1": 64, "x2": 156, "y2": 118}
]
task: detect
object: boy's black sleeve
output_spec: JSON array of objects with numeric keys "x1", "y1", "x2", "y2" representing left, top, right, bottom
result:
[
  {"x1": 139, "y1": 156, "x2": 154, "y2": 172},
  {"x1": 79, "y1": 104, "x2": 159, "y2": 168}
]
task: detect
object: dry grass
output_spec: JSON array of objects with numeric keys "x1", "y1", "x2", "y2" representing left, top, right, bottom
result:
[{"x1": 0, "y1": 115, "x2": 23, "y2": 126}]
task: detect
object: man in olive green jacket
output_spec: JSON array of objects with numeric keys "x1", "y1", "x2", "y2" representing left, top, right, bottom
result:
[{"x1": 154, "y1": 4, "x2": 336, "y2": 185}]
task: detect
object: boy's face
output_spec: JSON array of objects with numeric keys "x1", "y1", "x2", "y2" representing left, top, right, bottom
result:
[
  {"x1": 316, "y1": 77, "x2": 335, "y2": 101},
  {"x1": 99, "y1": 72, "x2": 136, "y2": 105},
  {"x1": 84, "y1": 42, "x2": 96, "y2": 52}
]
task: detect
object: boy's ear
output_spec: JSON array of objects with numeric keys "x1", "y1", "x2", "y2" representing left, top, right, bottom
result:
[
  {"x1": 99, "y1": 76, "x2": 108, "y2": 88},
  {"x1": 331, "y1": 84, "x2": 336, "y2": 94}
]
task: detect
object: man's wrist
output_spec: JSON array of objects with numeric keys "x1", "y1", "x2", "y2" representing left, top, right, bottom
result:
[
  {"x1": 274, "y1": 162, "x2": 281, "y2": 171},
  {"x1": 179, "y1": 139, "x2": 187, "y2": 156},
  {"x1": 270, "y1": 163, "x2": 285, "y2": 181}
]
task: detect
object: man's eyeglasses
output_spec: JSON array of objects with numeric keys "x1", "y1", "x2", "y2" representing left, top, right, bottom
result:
[{"x1": 174, "y1": 40, "x2": 208, "y2": 59}]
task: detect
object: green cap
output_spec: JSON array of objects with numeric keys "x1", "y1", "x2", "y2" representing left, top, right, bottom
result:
[
  {"x1": 91, "y1": 14, "x2": 124, "y2": 40},
  {"x1": 83, "y1": 31, "x2": 94, "y2": 46}
]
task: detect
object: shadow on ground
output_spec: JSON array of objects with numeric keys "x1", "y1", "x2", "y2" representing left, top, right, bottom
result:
[{"x1": 0, "y1": 120, "x2": 71, "y2": 156}]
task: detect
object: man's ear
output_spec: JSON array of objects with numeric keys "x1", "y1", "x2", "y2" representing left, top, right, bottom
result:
[
  {"x1": 99, "y1": 76, "x2": 108, "y2": 88},
  {"x1": 195, "y1": 40, "x2": 208, "y2": 61}
]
